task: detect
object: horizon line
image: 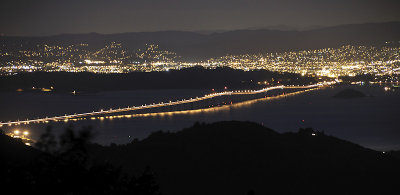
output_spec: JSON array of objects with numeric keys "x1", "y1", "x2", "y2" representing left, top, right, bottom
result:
[{"x1": 2, "y1": 20, "x2": 399, "y2": 38}]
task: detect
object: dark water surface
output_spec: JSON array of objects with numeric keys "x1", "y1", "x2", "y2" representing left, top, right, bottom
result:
[{"x1": 1, "y1": 84, "x2": 399, "y2": 151}]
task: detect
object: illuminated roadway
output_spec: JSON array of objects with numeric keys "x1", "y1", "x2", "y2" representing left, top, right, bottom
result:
[{"x1": 0, "y1": 81, "x2": 336, "y2": 127}]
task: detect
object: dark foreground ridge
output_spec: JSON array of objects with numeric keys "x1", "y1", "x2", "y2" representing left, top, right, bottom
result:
[
  {"x1": 333, "y1": 88, "x2": 367, "y2": 98},
  {"x1": 2, "y1": 121, "x2": 400, "y2": 194}
]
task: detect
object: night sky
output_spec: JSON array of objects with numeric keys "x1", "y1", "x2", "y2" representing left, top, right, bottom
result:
[{"x1": 1, "y1": 0, "x2": 400, "y2": 36}]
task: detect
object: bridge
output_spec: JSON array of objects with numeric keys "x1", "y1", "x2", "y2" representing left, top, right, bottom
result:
[{"x1": 0, "y1": 81, "x2": 336, "y2": 127}]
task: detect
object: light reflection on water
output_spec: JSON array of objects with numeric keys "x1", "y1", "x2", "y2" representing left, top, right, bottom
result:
[{"x1": 1, "y1": 85, "x2": 399, "y2": 151}]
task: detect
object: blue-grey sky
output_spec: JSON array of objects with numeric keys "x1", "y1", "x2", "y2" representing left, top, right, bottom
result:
[{"x1": 1, "y1": 0, "x2": 399, "y2": 36}]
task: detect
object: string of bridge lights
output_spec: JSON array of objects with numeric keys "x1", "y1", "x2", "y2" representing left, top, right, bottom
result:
[{"x1": 0, "y1": 81, "x2": 336, "y2": 127}]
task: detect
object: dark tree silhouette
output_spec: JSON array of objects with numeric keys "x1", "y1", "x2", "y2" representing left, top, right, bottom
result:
[
  {"x1": 246, "y1": 189, "x2": 255, "y2": 195},
  {"x1": 3, "y1": 125, "x2": 162, "y2": 195},
  {"x1": 35, "y1": 126, "x2": 57, "y2": 154}
]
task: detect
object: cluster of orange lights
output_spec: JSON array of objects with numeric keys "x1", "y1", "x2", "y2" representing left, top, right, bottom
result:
[
  {"x1": 11, "y1": 129, "x2": 29, "y2": 136},
  {"x1": 7, "y1": 129, "x2": 34, "y2": 146}
]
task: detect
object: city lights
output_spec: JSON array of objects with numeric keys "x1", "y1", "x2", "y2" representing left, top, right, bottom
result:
[{"x1": 1, "y1": 43, "x2": 399, "y2": 82}]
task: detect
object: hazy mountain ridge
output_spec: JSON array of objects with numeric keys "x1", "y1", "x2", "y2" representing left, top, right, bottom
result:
[{"x1": 1, "y1": 22, "x2": 400, "y2": 59}]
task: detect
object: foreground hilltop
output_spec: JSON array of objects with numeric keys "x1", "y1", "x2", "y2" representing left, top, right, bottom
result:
[
  {"x1": 333, "y1": 88, "x2": 367, "y2": 98},
  {"x1": 90, "y1": 121, "x2": 399, "y2": 195},
  {"x1": 1, "y1": 121, "x2": 399, "y2": 194}
]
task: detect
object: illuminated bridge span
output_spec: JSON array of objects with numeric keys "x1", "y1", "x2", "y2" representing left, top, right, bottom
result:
[{"x1": 0, "y1": 82, "x2": 336, "y2": 127}]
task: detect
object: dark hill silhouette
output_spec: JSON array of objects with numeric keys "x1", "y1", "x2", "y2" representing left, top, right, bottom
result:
[
  {"x1": 2, "y1": 122, "x2": 399, "y2": 194},
  {"x1": 88, "y1": 121, "x2": 400, "y2": 195},
  {"x1": 333, "y1": 88, "x2": 366, "y2": 98},
  {"x1": 1, "y1": 22, "x2": 400, "y2": 59},
  {"x1": 388, "y1": 150, "x2": 400, "y2": 160},
  {"x1": 0, "y1": 130, "x2": 40, "y2": 165}
]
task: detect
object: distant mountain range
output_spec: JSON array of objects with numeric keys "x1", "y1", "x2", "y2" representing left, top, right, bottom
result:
[
  {"x1": 1, "y1": 22, "x2": 400, "y2": 59},
  {"x1": 245, "y1": 24, "x2": 326, "y2": 31}
]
